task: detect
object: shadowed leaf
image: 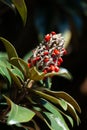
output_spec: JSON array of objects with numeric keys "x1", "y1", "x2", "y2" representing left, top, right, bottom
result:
[
  {"x1": 3, "y1": 95, "x2": 35, "y2": 125},
  {"x1": 34, "y1": 90, "x2": 68, "y2": 111},
  {"x1": 43, "y1": 89, "x2": 81, "y2": 113},
  {"x1": 12, "y1": 0, "x2": 27, "y2": 25},
  {"x1": 0, "y1": 37, "x2": 22, "y2": 71}
]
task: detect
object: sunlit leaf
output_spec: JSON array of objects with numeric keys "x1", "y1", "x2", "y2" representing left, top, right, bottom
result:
[
  {"x1": 43, "y1": 89, "x2": 81, "y2": 113},
  {"x1": 11, "y1": 57, "x2": 29, "y2": 78},
  {"x1": 12, "y1": 0, "x2": 27, "y2": 25},
  {"x1": 29, "y1": 67, "x2": 45, "y2": 81},
  {"x1": 3, "y1": 95, "x2": 35, "y2": 125},
  {"x1": 11, "y1": 65, "x2": 24, "y2": 82},
  {"x1": 34, "y1": 90, "x2": 67, "y2": 111},
  {"x1": 40, "y1": 98, "x2": 69, "y2": 130},
  {"x1": 0, "y1": 61, "x2": 11, "y2": 84},
  {"x1": 7, "y1": 68, "x2": 22, "y2": 88}
]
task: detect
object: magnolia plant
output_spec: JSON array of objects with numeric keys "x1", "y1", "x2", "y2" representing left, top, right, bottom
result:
[{"x1": 0, "y1": 32, "x2": 81, "y2": 130}]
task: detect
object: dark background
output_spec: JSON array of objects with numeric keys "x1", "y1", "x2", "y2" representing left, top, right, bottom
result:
[{"x1": 0, "y1": 0, "x2": 87, "y2": 129}]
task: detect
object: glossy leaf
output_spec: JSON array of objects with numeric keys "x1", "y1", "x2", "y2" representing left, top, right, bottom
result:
[
  {"x1": 34, "y1": 90, "x2": 68, "y2": 111},
  {"x1": 3, "y1": 95, "x2": 35, "y2": 125},
  {"x1": 7, "y1": 68, "x2": 22, "y2": 88},
  {"x1": 29, "y1": 67, "x2": 45, "y2": 81},
  {"x1": 67, "y1": 102, "x2": 80, "y2": 125},
  {"x1": 0, "y1": 61, "x2": 11, "y2": 84},
  {"x1": 45, "y1": 67, "x2": 72, "y2": 80},
  {"x1": 40, "y1": 98, "x2": 69, "y2": 130},
  {"x1": 12, "y1": 0, "x2": 27, "y2": 25},
  {"x1": 0, "y1": 0, "x2": 13, "y2": 9},
  {"x1": 11, "y1": 57, "x2": 29, "y2": 78},
  {"x1": 0, "y1": 0, "x2": 27, "y2": 25},
  {"x1": 0, "y1": 37, "x2": 22, "y2": 71},
  {"x1": 43, "y1": 89, "x2": 81, "y2": 113},
  {"x1": 11, "y1": 65, "x2": 24, "y2": 82}
]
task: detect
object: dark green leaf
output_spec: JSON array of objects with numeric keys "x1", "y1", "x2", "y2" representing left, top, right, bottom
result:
[
  {"x1": 12, "y1": 0, "x2": 27, "y2": 25},
  {"x1": 43, "y1": 89, "x2": 81, "y2": 113},
  {"x1": 0, "y1": 0, "x2": 27, "y2": 25},
  {"x1": 3, "y1": 95, "x2": 35, "y2": 125},
  {"x1": 67, "y1": 102, "x2": 80, "y2": 125},
  {"x1": 0, "y1": 37, "x2": 22, "y2": 71},
  {"x1": 7, "y1": 68, "x2": 22, "y2": 88},
  {"x1": 0, "y1": 61, "x2": 11, "y2": 84},
  {"x1": 11, "y1": 65, "x2": 24, "y2": 82},
  {"x1": 0, "y1": 0, "x2": 13, "y2": 9},
  {"x1": 11, "y1": 57, "x2": 29, "y2": 78},
  {"x1": 34, "y1": 90, "x2": 67, "y2": 111}
]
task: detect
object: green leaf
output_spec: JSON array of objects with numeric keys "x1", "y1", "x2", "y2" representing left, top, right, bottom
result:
[
  {"x1": 67, "y1": 102, "x2": 80, "y2": 125},
  {"x1": 7, "y1": 68, "x2": 22, "y2": 88},
  {"x1": 44, "y1": 112, "x2": 69, "y2": 130},
  {"x1": 3, "y1": 95, "x2": 35, "y2": 125},
  {"x1": 40, "y1": 98, "x2": 69, "y2": 130},
  {"x1": 43, "y1": 89, "x2": 81, "y2": 113},
  {"x1": 11, "y1": 65, "x2": 24, "y2": 82},
  {"x1": 0, "y1": 37, "x2": 22, "y2": 70},
  {"x1": 10, "y1": 58, "x2": 45, "y2": 80},
  {"x1": 0, "y1": 53, "x2": 11, "y2": 69},
  {"x1": 0, "y1": 61, "x2": 11, "y2": 84},
  {"x1": 11, "y1": 57, "x2": 29, "y2": 78},
  {"x1": 34, "y1": 90, "x2": 67, "y2": 111},
  {"x1": 29, "y1": 67, "x2": 45, "y2": 81},
  {"x1": 0, "y1": 0, "x2": 13, "y2": 9},
  {"x1": 45, "y1": 67, "x2": 72, "y2": 80},
  {"x1": 0, "y1": 0, "x2": 27, "y2": 25},
  {"x1": 12, "y1": 0, "x2": 27, "y2": 25}
]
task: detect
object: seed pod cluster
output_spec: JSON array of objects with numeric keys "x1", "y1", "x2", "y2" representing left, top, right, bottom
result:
[{"x1": 28, "y1": 31, "x2": 67, "y2": 73}]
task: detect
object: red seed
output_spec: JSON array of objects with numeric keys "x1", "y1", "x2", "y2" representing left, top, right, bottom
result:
[
  {"x1": 32, "y1": 58, "x2": 36, "y2": 65},
  {"x1": 53, "y1": 49, "x2": 60, "y2": 55},
  {"x1": 62, "y1": 48, "x2": 67, "y2": 55},
  {"x1": 44, "y1": 51, "x2": 49, "y2": 55},
  {"x1": 43, "y1": 69, "x2": 47, "y2": 74},
  {"x1": 45, "y1": 34, "x2": 51, "y2": 42},
  {"x1": 51, "y1": 31, "x2": 56, "y2": 35},
  {"x1": 28, "y1": 58, "x2": 31, "y2": 63},
  {"x1": 58, "y1": 57, "x2": 63, "y2": 63},
  {"x1": 55, "y1": 66, "x2": 59, "y2": 72},
  {"x1": 28, "y1": 63, "x2": 31, "y2": 68},
  {"x1": 50, "y1": 65, "x2": 55, "y2": 71},
  {"x1": 58, "y1": 61, "x2": 61, "y2": 66},
  {"x1": 44, "y1": 58, "x2": 49, "y2": 62},
  {"x1": 36, "y1": 56, "x2": 41, "y2": 61},
  {"x1": 52, "y1": 52, "x2": 56, "y2": 57}
]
